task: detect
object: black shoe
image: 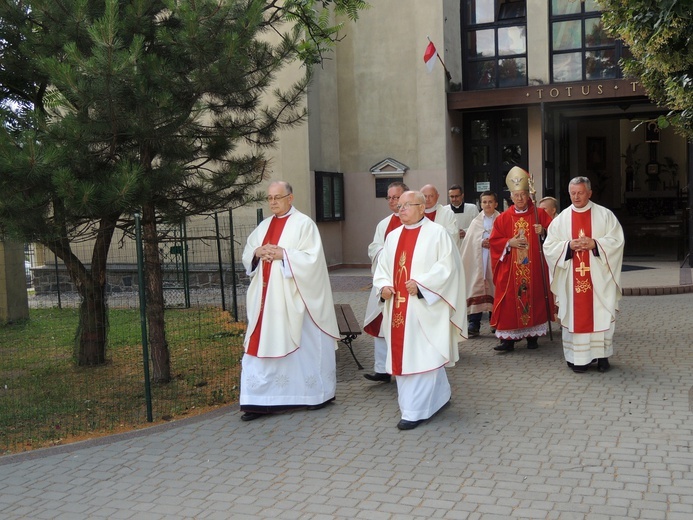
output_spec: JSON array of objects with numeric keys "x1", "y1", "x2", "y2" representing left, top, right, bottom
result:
[
  {"x1": 364, "y1": 372, "x2": 391, "y2": 383},
  {"x1": 572, "y1": 364, "x2": 589, "y2": 373},
  {"x1": 397, "y1": 419, "x2": 424, "y2": 430},
  {"x1": 306, "y1": 401, "x2": 331, "y2": 411},
  {"x1": 240, "y1": 412, "x2": 263, "y2": 422},
  {"x1": 526, "y1": 337, "x2": 539, "y2": 349},
  {"x1": 493, "y1": 340, "x2": 515, "y2": 352},
  {"x1": 468, "y1": 327, "x2": 480, "y2": 337},
  {"x1": 597, "y1": 358, "x2": 610, "y2": 373}
]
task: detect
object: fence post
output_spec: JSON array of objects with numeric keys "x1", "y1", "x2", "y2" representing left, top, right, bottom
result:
[
  {"x1": 256, "y1": 208, "x2": 263, "y2": 225},
  {"x1": 135, "y1": 213, "x2": 153, "y2": 422},
  {"x1": 213, "y1": 213, "x2": 227, "y2": 312},
  {"x1": 228, "y1": 208, "x2": 239, "y2": 321},
  {"x1": 181, "y1": 217, "x2": 191, "y2": 308}
]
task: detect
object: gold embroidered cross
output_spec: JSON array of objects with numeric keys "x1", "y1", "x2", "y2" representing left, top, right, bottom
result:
[
  {"x1": 395, "y1": 291, "x2": 407, "y2": 308},
  {"x1": 575, "y1": 261, "x2": 590, "y2": 276}
]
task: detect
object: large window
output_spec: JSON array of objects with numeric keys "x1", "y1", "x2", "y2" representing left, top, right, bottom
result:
[
  {"x1": 462, "y1": 0, "x2": 527, "y2": 90},
  {"x1": 550, "y1": 0, "x2": 629, "y2": 82},
  {"x1": 315, "y1": 171, "x2": 344, "y2": 222}
]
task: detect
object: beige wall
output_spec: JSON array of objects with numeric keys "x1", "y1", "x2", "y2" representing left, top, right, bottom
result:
[{"x1": 302, "y1": 0, "x2": 453, "y2": 265}]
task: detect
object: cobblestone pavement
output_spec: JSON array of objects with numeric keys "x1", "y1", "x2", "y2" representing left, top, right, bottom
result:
[{"x1": 1, "y1": 265, "x2": 692, "y2": 519}]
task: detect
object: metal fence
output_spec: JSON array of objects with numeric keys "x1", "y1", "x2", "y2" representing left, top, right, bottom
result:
[{"x1": 2, "y1": 209, "x2": 261, "y2": 454}]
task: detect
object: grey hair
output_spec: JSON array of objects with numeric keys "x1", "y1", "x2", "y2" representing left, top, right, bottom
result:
[
  {"x1": 269, "y1": 180, "x2": 293, "y2": 194},
  {"x1": 569, "y1": 176, "x2": 591, "y2": 190}
]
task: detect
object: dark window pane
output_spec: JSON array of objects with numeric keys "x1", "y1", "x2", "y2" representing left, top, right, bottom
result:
[
  {"x1": 502, "y1": 144, "x2": 522, "y2": 166},
  {"x1": 585, "y1": 17, "x2": 613, "y2": 47},
  {"x1": 470, "y1": 60, "x2": 497, "y2": 89},
  {"x1": 552, "y1": 52, "x2": 582, "y2": 82},
  {"x1": 500, "y1": 117, "x2": 522, "y2": 139},
  {"x1": 498, "y1": 58, "x2": 527, "y2": 87},
  {"x1": 498, "y1": 1, "x2": 526, "y2": 20},
  {"x1": 471, "y1": 119, "x2": 491, "y2": 140},
  {"x1": 498, "y1": 26, "x2": 526, "y2": 56},
  {"x1": 472, "y1": 145, "x2": 490, "y2": 166},
  {"x1": 586, "y1": 49, "x2": 617, "y2": 80},
  {"x1": 467, "y1": 29, "x2": 495, "y2": 57}
]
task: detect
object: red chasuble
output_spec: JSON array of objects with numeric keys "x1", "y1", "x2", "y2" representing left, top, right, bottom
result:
[
  {"x1": 389, "y1": 226, "x2": 421, "y2": 375},
  {"x1": 571, "y1": 209, "x2": 594, "y2": 333},
  {"x1": 364, "y1": 214, "x2": 403, "y2": 336},
  {"x1": 246, "y1": 215, "x2": 290, "y2": 356},
  {"x1": 489, "y1": 204, "x2": 554, "y2": 333}
]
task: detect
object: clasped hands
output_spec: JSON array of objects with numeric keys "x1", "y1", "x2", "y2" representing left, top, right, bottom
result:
[
  {"x1": 570, "y1": 236, "x2": 596, "y2": 252},
  {"x1": 255, "y1": 244, "x2": 284, "y2": 263},
  {"x1": 508, "y1": 224, "x2": 543, "y2": 249},
  {"x1": 381, "y1": 280, "x2": 418, "y2": 300}
]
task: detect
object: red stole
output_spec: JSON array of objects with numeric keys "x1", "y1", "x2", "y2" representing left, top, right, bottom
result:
[
  {"x1": 363, "y1": 214, "x2": 403, "y2": 337},
  {"x1": 389, "y1": 226, "x2": 421, "y2": 375},
  {"x1": 385, "y1": 213, "x2": 402, "y2": 236},
  {"x1": 511, "y1": 215, "x2": 532, "y2": 326},
  {"x1": 247, "y1": 215, "x2": 290, "y2": 356},
  {"x1": 424, "y1": 211, "x2": 436, "y2": 221},
  {"x1": 571, "y1": 209, "x2": 594, "y2": 333}
]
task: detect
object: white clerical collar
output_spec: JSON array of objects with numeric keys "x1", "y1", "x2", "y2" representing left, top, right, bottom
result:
[
  {"x1": 275, "y1": 206, "x2": 295, "y2": 219},
  {"x1": 451, "y1": 204, "x2": 462, "y2": 210},
  {"x1": 513, "y1": 206, "x2": 529, "y2": 214},
  {"x1": 572, "y1": 201, "x2": 593, "y2": 213},
  {"x1": 424, "y1": 205, "x2": 438, "y2": 214},
  {"x1": 404, "y1": 218, "x2": 425, "y2": 229}
]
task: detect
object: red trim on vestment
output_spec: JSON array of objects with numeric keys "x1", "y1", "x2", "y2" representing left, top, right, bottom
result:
[
  {"x1": 389, "y1": 226, "x2": 421, "y2": 375},
  {"x1": 571, "y1": 209, "x2": 594, "y2": 333},
  {"x1": 247, "y1": 215, "x2": 290, "y2": 357}
]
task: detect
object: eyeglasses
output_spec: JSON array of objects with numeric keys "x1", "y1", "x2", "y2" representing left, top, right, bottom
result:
[
  {"x1": 266, "y1": 194, "x2": 291, "y2": 202},
  {"x1": 385, "y1": 196, "x2": 400, "y2": 201},
  {"x1": 396, "y1": 203, "x2": 423, "y2": 211}
]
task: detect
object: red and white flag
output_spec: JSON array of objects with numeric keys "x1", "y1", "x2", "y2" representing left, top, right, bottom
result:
[{"x1": 423, "y1": 41, "x2": 437, "y2": 73}]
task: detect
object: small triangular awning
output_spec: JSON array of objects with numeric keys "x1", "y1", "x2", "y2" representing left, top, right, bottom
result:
[{"x1": 369, "y1": 158, "x2": 409, "y2": 176}]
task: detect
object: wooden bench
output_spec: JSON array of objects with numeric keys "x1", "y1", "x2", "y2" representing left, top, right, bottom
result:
[{"x1": 334, "y1": 304, "x2": 364, "y2": 369}]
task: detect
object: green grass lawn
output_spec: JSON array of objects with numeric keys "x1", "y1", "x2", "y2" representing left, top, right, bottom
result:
[{"x1": 0, "y1": 307, "x2": 245, "y2": 454}]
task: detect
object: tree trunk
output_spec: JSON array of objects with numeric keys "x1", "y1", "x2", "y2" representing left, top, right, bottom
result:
[
  {"x1": 142, "y1": 202, "x2": 171, "y2": 383},
  {"x1": 48, "y1": 216, "x2": 118, "y2": 366}
]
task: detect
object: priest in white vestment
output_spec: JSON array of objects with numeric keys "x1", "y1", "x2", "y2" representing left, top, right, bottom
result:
[
  {"x1": 459, "y1": 191, "x2": 499, "y2": 336},
  {"x1": 363, "y1": 181, "x2": 408, "y2": 383},
  {"x1": 239, "y1": 181, "x2": 340, "y2": 421},
  {"x1": 421, "y1": 184, "x2": 460, "y2": 247},
  {"x1": 543, "y1": 177, "x2": 624, "y2": 374},
  {"x1": 373, "y1": 191, "x2": 467, "y2": 430},
  {"x1": 448, "y1": 184, "x2": 480, "y2": 244}
]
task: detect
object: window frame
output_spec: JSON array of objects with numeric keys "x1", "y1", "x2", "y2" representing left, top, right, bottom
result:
[
  {"x1": 462, "y1": 0, "x2": 528, "y2": 91},
  {"x1": 315, "y1": 171, "x2": 345, "y2": 222}
]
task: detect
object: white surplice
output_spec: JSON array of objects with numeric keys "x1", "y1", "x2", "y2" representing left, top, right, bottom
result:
[
  {"x1": 373, "y1": 218, "x2": 466, "y2": 421},
  {"x1": 543, "y1": 201, "x2": 624, "y2": 365},
  {"x1": 240, "y1": 207, "x2": 339, "y2": 409}
]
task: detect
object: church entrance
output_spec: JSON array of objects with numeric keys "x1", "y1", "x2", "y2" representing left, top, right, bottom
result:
[
  {"x1": 463, "y1": 108, "x2": 528, "y2": 208},
  {"x1": 547, "y1": 105, "x2": 689, "y2": 261}
]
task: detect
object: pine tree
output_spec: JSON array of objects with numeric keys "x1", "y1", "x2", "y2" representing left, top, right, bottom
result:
[{"x1": 0, "y1": 0, "x2": 367, "y2": 379}]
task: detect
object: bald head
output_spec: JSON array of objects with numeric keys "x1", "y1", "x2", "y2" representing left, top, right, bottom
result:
[{"x1": 420, "y1": 184, "x2": 440, "y2": 209}]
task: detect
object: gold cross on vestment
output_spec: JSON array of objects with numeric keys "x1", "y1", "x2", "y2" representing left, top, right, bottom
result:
[
  {"x1": 575, "y1": 261, "x2": 590, "y2": 276},
  {"x1": 395, "y1": 291, "x2": 407, "y2": 308}
]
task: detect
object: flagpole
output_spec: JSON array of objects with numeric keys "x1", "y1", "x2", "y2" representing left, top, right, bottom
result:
[{"x1": 427, "y1": 36, "x2": 451, "y2": 81}]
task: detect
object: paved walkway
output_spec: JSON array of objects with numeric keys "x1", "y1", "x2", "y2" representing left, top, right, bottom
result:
[{"x1": 1, "y1": 262, "x2": 692, "y2": 519}]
